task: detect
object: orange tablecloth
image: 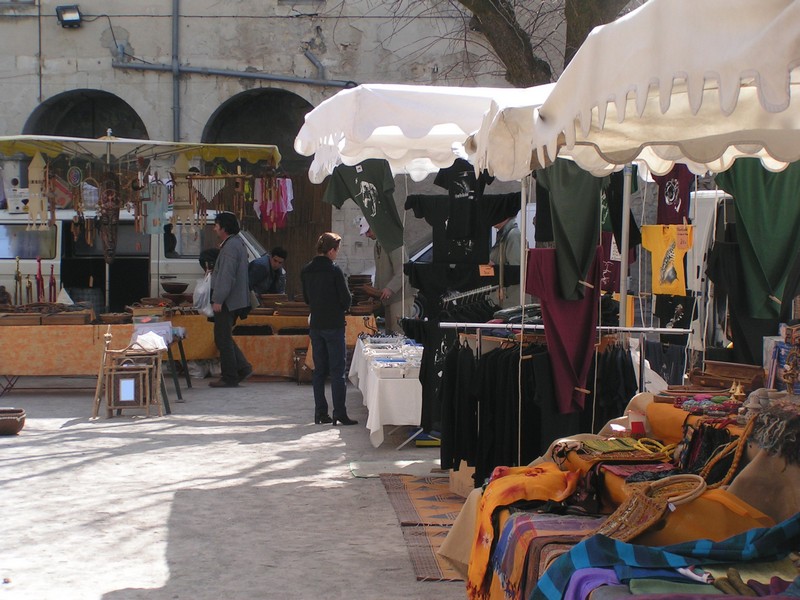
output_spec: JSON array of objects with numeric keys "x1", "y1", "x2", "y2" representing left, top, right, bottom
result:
[{"x1": 0, "y1": 315, "x2": 375, "y2": 379}]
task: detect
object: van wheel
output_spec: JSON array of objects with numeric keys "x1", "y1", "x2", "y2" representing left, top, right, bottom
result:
[{"x1": 410, "y1": 294, "x2": 427, "y2": 320}]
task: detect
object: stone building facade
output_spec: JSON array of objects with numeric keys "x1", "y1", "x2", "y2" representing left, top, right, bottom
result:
[{"x1": 0, "y1": 0, "x2": 535, "y2": 301}]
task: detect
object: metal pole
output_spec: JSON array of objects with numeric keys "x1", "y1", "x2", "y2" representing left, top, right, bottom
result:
[
  {"x1": 519, "y1": 175, "x2": 528, "y2": 307},
  {"x1": 619, "y1": 164, "x2": 633, "y2": 327}
]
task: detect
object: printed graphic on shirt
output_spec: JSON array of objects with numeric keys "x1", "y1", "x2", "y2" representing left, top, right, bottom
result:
[
  {"x1": 660, "y1": 241, "x2": 677, "y2": 285},
  {"x1": 642, "y1": 225, "x2": 694, "y2": 295},
  {"x1": 357, "y1": 180, "x2": 379, "y2": 217}
]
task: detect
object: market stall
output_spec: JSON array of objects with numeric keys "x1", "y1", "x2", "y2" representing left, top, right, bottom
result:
[
  {"x1": 0, "y1": 134, "x2": 282, "y2": 310},
  {"x1": 438, "y1": 0, "x2": 800, "y2": 597}
]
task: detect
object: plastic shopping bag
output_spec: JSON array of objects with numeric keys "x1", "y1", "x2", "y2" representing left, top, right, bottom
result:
[{"x1": 193, "y1": 272, "x2": 214, "y2": 317}]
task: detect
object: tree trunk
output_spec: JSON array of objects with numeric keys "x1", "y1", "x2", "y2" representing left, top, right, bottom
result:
[
  {"x1": 563, "y1": 0, "x2": 630, "y2": 67},
  {"x1": 458, "y1": 0, "x2": 552, "y2": 86}
]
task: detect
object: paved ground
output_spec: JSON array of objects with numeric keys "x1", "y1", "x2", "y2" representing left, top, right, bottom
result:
[{"x1": 0, "y1": 375, "x2": 467, "y2": 600}]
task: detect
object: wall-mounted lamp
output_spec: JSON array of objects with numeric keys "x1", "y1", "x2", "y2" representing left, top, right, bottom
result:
[{"x1": 56, "y1": 5, "x2": 82, "y2": 28}]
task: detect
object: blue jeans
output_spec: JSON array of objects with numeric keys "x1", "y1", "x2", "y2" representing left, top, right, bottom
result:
[{"x1": 309, "y1": 327, "x2": 347, "y2": 416}]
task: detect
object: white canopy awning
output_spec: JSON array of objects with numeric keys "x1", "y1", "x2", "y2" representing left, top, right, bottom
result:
[
  {"x1": 293, "y1": 83, "x2": 547, "y2": 183},
  {"x1": 468, "y1": 0, "x2": 800, "y2": 179}
]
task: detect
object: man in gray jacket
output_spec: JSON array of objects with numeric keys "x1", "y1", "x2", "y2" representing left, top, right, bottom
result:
[{"x1": 209, "y1": 212, "x2": 253, "y2": 388}]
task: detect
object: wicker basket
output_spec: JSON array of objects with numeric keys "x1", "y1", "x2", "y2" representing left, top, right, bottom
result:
[{"x1": 592, "y1": 474, "x2": 707, "y2": 542}]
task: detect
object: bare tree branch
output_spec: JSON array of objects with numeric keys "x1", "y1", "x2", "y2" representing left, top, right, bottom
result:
[
  {"x1": 321, "y1": 1, "x2": 647, "y2": 87},
  {"x1": 563, "y1": 0, "x2": 632, "y2": 65},
  {"x1": 457, "y1": 0, "x2": 552, "y2": 86}
]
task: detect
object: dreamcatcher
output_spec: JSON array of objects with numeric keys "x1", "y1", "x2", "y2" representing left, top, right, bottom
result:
[
  {"x1": 67, "y1": 164, "x2": 85, "y2": 243},
  {"x1": 98, "y1": 174, "x2": 121, "y2": 264}
]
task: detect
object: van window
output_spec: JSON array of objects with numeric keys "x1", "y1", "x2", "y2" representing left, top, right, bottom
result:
[
  {"x1": 0, "y1": 223, "x2": 57, "y2": 259},
  {"x1": 72, "y1": 222, "x2": 149, "y2": 257},
  {"x1": 174, "y1": 223, "x2": 215, "y2": 257}
]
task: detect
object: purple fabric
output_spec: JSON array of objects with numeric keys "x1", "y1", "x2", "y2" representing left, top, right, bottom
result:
[
  {"x1": 526, "y1": 247, "x2": 601, "y2": 414},
  {"x1": 564, "y1": 567, "x2": 620, "y2": 600},
  {"x1": 747, "y1": 576, "x2": 792, "y2": 596},
  {"x1": 623, "y1": 595, "x2": 789, "y2": 600}
]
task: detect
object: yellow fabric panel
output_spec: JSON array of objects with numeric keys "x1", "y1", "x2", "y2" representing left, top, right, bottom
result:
[{"x1": 632, "y1": 488, "x2": 775, "y2": 546}]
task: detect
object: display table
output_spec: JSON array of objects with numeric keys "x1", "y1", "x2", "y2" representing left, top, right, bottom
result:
[
  {"x1": 348, "y1": 336, "x2": 423, "y2": 447},
  {"x1": 0, "y1": 314, "x2": 376, "y2": 393}
]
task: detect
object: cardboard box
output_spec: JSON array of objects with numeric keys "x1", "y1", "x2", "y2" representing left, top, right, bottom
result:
[
  {"x1": 449, "y1": 460, "x2": 477, "y2": 498},
  {"x1": 764, "y1": 336, "x2": 783, "y2": 369}
]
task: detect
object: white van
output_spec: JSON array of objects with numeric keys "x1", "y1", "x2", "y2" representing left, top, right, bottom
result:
[{"x1": 0, "y1": 208, "x2": 265, "y2": 313}]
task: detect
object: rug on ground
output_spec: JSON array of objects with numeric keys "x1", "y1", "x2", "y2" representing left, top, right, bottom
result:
[{"x1": 380, "y1": 473, "x2": 466, "y2": 582}]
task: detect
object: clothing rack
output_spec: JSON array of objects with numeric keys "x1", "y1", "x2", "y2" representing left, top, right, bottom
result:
[
  {"x1": 438, "y1": 321, "x2": 692, "y2": 467},
  {"x1": 442, "y1": 284, "x2": 499, "y2": 305},
  {"x1": 439, "y1": 322, "x2": 691, "y2": 334},
  {"x1": 439, "y1": 320, "x2": 691, "y2": 390}
]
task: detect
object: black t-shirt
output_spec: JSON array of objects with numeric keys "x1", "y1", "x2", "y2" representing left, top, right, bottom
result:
[{"x1": 434, "y1": 158, "x2": 494, "y2": 240}]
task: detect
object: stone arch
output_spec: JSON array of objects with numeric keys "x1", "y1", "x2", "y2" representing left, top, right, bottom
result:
[
  {"x1": 24, "y1": 89, "x2": 148, "y2": 139},
  {"x1": 203, "y1": 88, "x2": 327, "y2": 299},
  {"x1": 202, "y1": 88, "x2": 314, "y2": 174}
]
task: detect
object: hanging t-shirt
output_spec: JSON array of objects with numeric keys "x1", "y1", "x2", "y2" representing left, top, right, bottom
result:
[
  {"x1": 706, "y1": 241, "x2": 778, "y2": 365},
  {"x1": 600, "y1": 231, "x2": 636, "y2": 294},
  {"x1": 323, "y1": 159, "x2": 404, "y2": 252},
  {"x1": 434, "y1": 157, "x2": 494, "y2": 239},
  {"x1": 404, "y1": 193, "x2": 521, "y2": 265},
  {"x1": 653, "y1": 294, "x2": 697, "y2": 345},
  {"x1": 602, "y1": 169, "x2": 642, "y2": 250},
  {"x1": 535, "y1": 159, "x2": 606, "y2": 300},
  {"x1": 405, "y1": 194, "x2": 486, "y2": 264},
  {"x1": 715, "y1": 158, "x2": 800, "y2": 320},
  {"x1": 641, "y1": 224, "x2": 694, "y2": 295},
  {"x1": 525, "y1": 246, "x2": 601, "y2": 414},
  {"x1": 533, "y1": 179, "x2": 554, "y2": 244},
  {"x1": 653, "y1": 164, "x2": 694, "y2": 225},
  {"x1": 685, "y1": 192, "x2": 722, "y2": 293}
]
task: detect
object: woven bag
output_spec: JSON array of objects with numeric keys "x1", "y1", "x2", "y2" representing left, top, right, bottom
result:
[{"x1": 591, "y1": 474, "x2": 707, "y2": 542}]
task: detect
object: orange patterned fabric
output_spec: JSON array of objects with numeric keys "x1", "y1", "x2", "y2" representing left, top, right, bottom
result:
[
  {"x1": 0, "y1": 315, "x2": 375, "y2": 378},
  {"x1": 632, "y1": 488, "x2": 774, "y2": 546},
  {"x1": 466, "y1": 463, "x2": 580, "y2": 599}
]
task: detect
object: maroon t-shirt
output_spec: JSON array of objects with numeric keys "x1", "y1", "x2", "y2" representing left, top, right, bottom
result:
[{"x1": 526, "y1": 247, "x2": 601, "y2": 414}]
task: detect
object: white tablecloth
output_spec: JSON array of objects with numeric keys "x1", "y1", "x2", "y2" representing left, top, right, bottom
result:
[{"x1": 349, "y1": 337, "x2": 423, "y2": 447}]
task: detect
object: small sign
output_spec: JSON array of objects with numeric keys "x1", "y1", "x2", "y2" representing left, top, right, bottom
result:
[
  {"x1": 610, "y1": 237, "x2": 622, "y2": 261},
  {"x1": 479, "y1": 264, "x2": 495, "y2": 277},
  {"x1": 676, "y1": 225, "x2": 691, "y2": 249}
]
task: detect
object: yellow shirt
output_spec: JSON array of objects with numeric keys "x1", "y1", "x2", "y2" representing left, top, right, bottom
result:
[{"x1": 641, "y1": 224, "x2": 694, "y2": 295}]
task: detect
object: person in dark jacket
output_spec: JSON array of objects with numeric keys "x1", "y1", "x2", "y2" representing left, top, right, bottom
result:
[
  {"x1": 208, "y1": 212, "x2": 253, "y2": 388},
  {"x1": 300, "y1": 232, "x2": 355, "y2": 425},
  {"x1": 248, "y1": 246, "x2": 287, "y2": 294}
]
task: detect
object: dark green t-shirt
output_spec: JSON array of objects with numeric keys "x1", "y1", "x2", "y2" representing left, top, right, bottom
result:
[{"x1": 322, "y1": 159, "x2": 404, "y2": 252}]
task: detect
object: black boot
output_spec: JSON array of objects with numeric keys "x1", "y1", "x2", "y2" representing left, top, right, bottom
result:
[
  {"x1": 314, "y1": 413, "x2": 332, "y2": 424},
  {"x1": 332, "y1": 413, "x2": 357, "y2": 426}
]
